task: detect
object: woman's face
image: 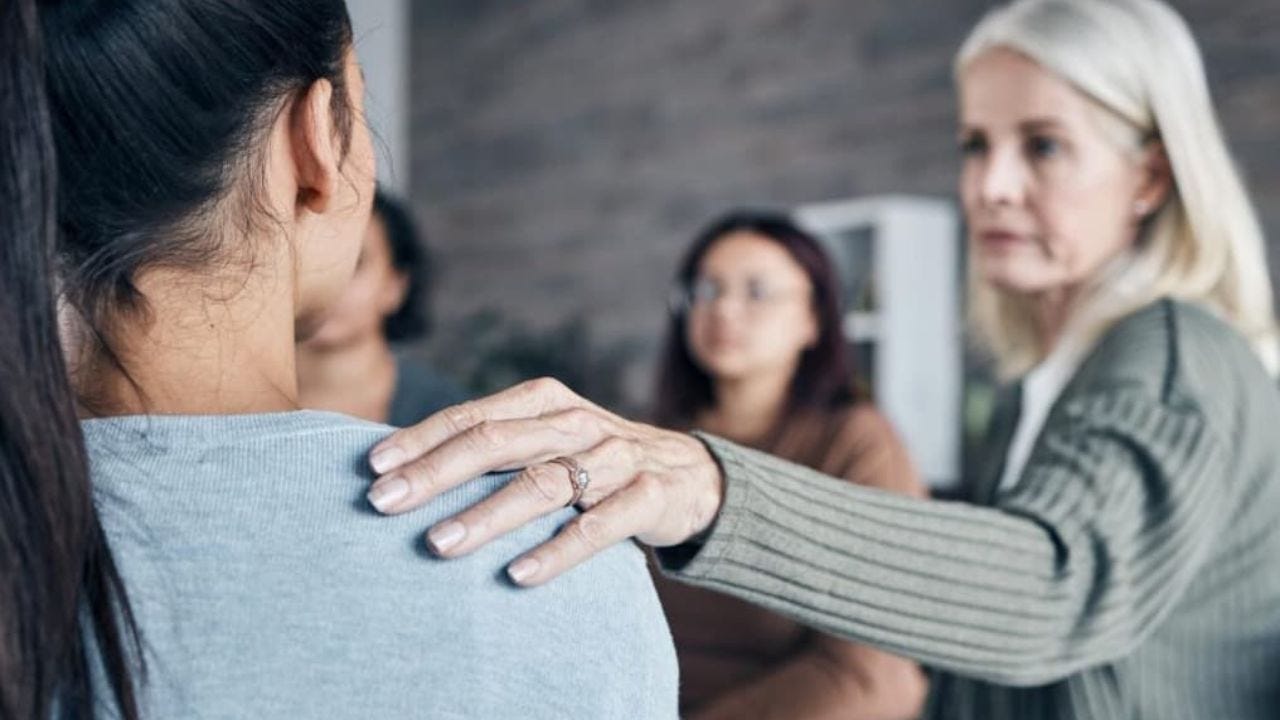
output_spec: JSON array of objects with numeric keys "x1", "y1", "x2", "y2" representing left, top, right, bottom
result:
[
  {"x1": 958, "y1": 48, "x2": 1163, "y2": 297},
  {"x1": 302, "y1": 212, "x2": 408, "y2": 351},
  {"x1": 685, "y1": 231, "x2": 819, "y2": 386}
]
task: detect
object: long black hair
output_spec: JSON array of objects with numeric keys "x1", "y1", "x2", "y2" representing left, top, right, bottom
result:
[
  {"x1": 654, "y1": 209, "x2": 862, "y2": 429},
  {"x1": 0, "y1": 0, "x2": 138, "y2": 717}
]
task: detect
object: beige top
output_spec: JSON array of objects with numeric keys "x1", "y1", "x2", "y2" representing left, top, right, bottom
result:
[{"x1": 652, "y1": 403, "x2": 926, "y2": 718}]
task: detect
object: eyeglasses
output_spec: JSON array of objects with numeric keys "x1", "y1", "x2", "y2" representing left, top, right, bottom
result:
[{"x1": 669, "y1": 276, "x2": 810, "y2": 315}]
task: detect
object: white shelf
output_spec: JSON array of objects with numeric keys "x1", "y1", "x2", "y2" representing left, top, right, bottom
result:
[{"x1": 796, "y1": 195, "x2": 962, "y2": 489}]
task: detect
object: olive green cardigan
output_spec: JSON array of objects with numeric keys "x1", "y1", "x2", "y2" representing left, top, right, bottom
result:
[{"x1": 660, "y1": 299, "x2": 1280, "y2": 719}]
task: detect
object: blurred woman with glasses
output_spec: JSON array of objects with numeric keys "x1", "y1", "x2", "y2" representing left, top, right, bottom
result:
[{"x1": 651, "y1": 210, "x2": 928, "y2": 719}]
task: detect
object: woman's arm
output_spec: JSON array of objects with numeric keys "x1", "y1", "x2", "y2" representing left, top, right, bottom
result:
[
  {"x1": 364, "y1": 378, "x2": 1229, "y2": 686},
  {"x1": 690, "y1": 407, "x2": 930, "y2": 720},
  {"x1": 662, "y1": 389, "x2": 1228, "y2": 686}
]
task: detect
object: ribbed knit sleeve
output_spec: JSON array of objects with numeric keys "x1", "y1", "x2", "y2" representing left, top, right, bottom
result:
[{"x1": 658, "y1": 390, "x2": 1228, "y2": 687}]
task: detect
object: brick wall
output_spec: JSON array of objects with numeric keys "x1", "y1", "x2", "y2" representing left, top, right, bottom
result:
[{"x1": 406, "y1": 0, "x2": 1280, "y2": 411}]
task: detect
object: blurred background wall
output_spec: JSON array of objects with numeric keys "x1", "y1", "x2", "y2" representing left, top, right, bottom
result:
[
  {"x1": 384, "y1": 0, "x2": 1280, "y2": 414},
  {"x1": 350, "y1": 0, "x2": 409, "y2": 193}
]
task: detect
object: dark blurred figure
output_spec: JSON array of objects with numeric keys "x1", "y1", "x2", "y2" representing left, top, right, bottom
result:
[
  {"x1": 652, "y1": 210, "x2": 928, "y2": 719},
  {"x1": 299, "y1": 188, "x2": 466, "y2": 424}
]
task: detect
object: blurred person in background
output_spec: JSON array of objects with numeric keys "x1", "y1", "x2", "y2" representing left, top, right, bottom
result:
[
  {"x1": 298, "y1": 188, "x2": 467, "y2": 425},
  {"x1": 652, "y1": 210, "x2": 927, "y2": 719},
  {"x1": 367, "y1": 1, "x2": 1280, "y2": 717}
]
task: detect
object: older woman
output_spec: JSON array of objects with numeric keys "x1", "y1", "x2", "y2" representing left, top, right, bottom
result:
[{"x1": 368, "y1": 1, "x2": 1280, "y2": 717}]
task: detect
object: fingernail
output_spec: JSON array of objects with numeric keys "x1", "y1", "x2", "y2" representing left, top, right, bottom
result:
[
  {"x1": 370, "y1": 446, "x2": 406, "y2": 475},
  {"x1": 366, "y1": 476, "x2": 409, "y2": 513},
  {"x1": 427, "y1": 520, "x2": 466, "y2": 554},
  {"x1": 507, "y1": 557, "x2": 540, "y2": 585}
]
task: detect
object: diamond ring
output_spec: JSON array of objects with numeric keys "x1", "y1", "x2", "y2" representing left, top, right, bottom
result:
[{"x1": 548, "y1": 456, "x2": 590, "y2": 507}]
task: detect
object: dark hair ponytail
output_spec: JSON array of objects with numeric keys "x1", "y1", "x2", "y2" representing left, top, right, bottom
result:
[{"x1": 0, "y1": 0, "x2": 140, "y2": 717}]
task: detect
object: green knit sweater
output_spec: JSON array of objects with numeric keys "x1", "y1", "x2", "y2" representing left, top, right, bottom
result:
[{"x1": 660, "y1": 299, "x2": 1280, "y2": 719}]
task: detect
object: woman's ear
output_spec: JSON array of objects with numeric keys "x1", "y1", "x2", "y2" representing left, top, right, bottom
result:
[
  {"x1": 1134, "y1": 140, "x2": 1172, "y2": 218},
  {"x1": 290, "y1": 77, "x2": 339, "y2": 214}
]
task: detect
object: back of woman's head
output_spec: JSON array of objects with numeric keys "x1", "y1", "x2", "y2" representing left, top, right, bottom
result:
[
  {"x1": 654, "y1": 209, "x2": 858, "y2": 428},
  {"x1": 41, "y1": 0, "x2": 355, "y2": 342},
  {"x1": 957, "y1": 0, "x2": 1279, "y2": 376}
]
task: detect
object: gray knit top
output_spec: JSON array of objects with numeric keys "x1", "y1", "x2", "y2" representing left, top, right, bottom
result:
[
  {"x1": 86, "y1": 411, "x2": 678, "y2": 719},
  {"x1": 660, "y1": 299, "x2": 1280, "y2": 719}
]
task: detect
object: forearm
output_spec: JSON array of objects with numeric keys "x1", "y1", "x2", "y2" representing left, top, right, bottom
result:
[
  {"x1": 662, "y1": 436, "x2": 1063, "y2": 684},
  {"x1": 661, "y1": 396, "x2": 1226, "y2": 686}
]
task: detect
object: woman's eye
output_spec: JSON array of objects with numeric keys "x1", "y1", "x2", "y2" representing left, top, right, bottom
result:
[
  {"x1": 690, "y1": 279, "x2": 720, "y2": 304},
  {"x1": 746, "y1": 281, "x2": 770, "y2": 302},
  {"x1": 1027, "y1": 135, "x2": 1060, "y2": 159},
  {"x1": 959, "y1": 135, "x2": 987, "y2": 156}
]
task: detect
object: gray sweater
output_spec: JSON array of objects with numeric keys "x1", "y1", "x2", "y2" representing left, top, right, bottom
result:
[
  {"x1": 85, "y1": 411, "x2": 678, "y2": 719},
  {"x1": 660, "y1": 299, "x2": 1280, "y2": 719}
]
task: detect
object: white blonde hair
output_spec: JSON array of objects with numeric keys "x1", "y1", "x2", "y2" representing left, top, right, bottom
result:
[{"x1": 956, "y1": 0, "x2": 1279, "y2": 378}]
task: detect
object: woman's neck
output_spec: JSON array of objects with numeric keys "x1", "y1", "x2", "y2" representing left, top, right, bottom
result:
[
  {"x1": 699, "y1": 371, "x2": 793, "y2": 443},
  {"x1": 1031, "y1": 285, "x2": 1079, "y2": 357},
  {"x1": 296, "y1": 335, "x2": 398, "y2": 422},
  {"x1": 73, "y1": 267, "x2": 301, "y2": 416}
]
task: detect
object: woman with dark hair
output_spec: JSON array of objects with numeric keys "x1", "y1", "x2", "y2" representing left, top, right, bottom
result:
[
  {"x1": 32, "y1": 0, "x2": 676, "y2": 717},
  {"x1": 652, "y1": 210, "x2": 926, "y2": 719},
  {"x1": 0, "y1": 1, "x2": 138, "y2": 717},
  {"x1": 298, "y1": 187, "x2": 467, "y2": 425}
]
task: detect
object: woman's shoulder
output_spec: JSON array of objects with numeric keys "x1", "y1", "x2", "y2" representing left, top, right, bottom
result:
[
  {"x1": 1102, "y1": 298, "x2": 1250, "y2": 354},
  {"x1": 828, "y1": 403, "x2": 900, "y2": 445},
  {"x1": 88, "y1": 412, "x2": 680, "y2": 717},
  {"x1": 1076, "y1": 298, "x2": 1266, "y2": 402},
  {"x1": 1064, "y1": 299, "x2": 1279, "y2": 447},
  {"x1": 811, "y1": 403, "x2": 926, "y2": 497}
]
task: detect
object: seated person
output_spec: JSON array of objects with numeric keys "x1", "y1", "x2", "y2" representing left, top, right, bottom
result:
[
  {"x1": 48, "y1": 1, "x2": 677, "y2": 717},
  {"x1": 652, "y1": 211, "x2": 927, "y2": 719},
  {"x1": 299, "y1": 189, "x2": 468, "y2": 425}
]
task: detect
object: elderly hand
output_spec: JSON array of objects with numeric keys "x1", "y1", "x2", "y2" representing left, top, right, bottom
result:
[{"x1": 363, "y1": 378, "x2": 725, "y2": 586}]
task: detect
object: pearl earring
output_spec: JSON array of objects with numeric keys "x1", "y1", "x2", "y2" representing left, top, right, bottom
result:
[{"x1": 1134, "y1": 200, "x2": 1150, "y2": 216}]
